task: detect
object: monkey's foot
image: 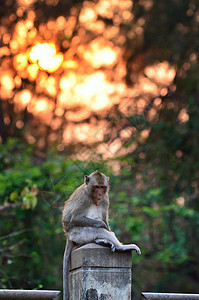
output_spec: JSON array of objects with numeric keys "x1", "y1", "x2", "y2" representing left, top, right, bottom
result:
[
  {"x1": 122, "y1": 244, "x2": 141, "y2": 255},
  {"x1": 132, "y1": 244, "x2": 141, "y2": 255},
  {"x1": 95, "y1": 238, "x2": 116, "y2": 252},
  {"x1": 136, "y1": 247, "x2": 141, "y2": 255}
]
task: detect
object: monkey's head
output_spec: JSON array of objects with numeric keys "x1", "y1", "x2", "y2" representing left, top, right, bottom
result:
[{"x1": 84, "y1": 170, "x2": 109, "y2": 206}]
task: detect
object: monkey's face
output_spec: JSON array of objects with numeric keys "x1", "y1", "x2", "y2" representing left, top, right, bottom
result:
[
  {"x1": 92, "y1": 185, "x2": 107, "y2": 206},
  {"x1": 85, "y1": 171, "x2": 109, "y2": 205}
]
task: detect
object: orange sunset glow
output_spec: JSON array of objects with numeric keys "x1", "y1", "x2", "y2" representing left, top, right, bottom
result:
[
  {"x1": 0, "y1": 0, "x2": 176, "y2": 156},
  {"x1": 29, "y1": 43, "x2": 64, "y2": 72}
]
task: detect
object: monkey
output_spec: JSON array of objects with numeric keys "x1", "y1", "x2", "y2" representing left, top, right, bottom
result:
[{"x1": 62, "y1": 170, "x2": 141, "y2": 300}]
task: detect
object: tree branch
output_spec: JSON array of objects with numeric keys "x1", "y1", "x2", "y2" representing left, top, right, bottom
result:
[
  {"x1": 0, "y1": 229, "x2": 30, "y2": 241},
  {"x1": 0, "y1": 203, "x2": 20, "y2": 212}
]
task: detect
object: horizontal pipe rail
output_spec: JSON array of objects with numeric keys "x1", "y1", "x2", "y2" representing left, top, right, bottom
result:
[
  {"x1": 0, "y1": 290, "x2": 61, "y2": 299},
  {"x1": 143, "y1": 293, "x2": 199, "y2": 299}
]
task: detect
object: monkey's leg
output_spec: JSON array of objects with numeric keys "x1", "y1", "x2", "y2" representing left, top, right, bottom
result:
[
  {"x1": 94, "y1": 229, "x2": 141, "y2": 255},
  {"x1": 63, "y1": 239, "x2": 75, "y2": 300},
  {"x1": 68, "y1": 227, "x2": 141, "y2": 255}
]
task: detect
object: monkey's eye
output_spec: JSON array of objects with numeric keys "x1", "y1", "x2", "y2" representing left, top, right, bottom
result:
[{"x1": 95, "y1": 185, "x2": 99, "y2": 189}]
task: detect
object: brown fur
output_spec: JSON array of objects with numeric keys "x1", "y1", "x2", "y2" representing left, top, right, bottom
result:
[
  {"x1": 62, "y1": 170, "x2": 141, "y2": 300},
  {"x1": 62, "y1": 171, "x2": 109, "y2": 234},
  {"x1": 93, "y1": 170, "x2": 105, "y2": 184}
]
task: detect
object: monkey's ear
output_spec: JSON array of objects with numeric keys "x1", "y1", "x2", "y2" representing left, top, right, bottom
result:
[
  {"x1": 107, "y1": 176, "x2": 109, "y2": 181},
  {"x1": 84, "y1": 175, "x2": 89, "y2": 185}
]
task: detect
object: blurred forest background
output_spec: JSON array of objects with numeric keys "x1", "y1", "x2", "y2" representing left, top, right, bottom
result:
[{"x1": 1, "y1": 0, "x2": 199, "y2": 294}]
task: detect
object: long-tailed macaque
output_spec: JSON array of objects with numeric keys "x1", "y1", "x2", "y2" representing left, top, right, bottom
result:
[{"x1": 62, "y1": 170, "x2": 141, "y2": 300}]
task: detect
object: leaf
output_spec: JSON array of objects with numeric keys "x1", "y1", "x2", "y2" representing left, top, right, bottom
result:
[
  {"x1": 22, "y1": 194, "x2": 38, "y2": 210},
  {"x1": 22, "y1": 195, "x2": 31, "y2": 209},
  {"x1": 20, "y1": 186, "x2": 30, "y2": 197},
  {"x1": 9, "y1": 192, "x2": 19, "y2": 202},
  {"x1": 142, "y1": 206, "x2": 160, "y2": 217},
  {"x1": 31, "y1": 196, "x2": 37, "y2": 210},
  {"x1": 31, "y1": 184, "x2": 39, "y2": 196}
]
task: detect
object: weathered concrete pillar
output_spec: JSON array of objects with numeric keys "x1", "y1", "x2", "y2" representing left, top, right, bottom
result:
[{"x1": 69, "y1": 243, "x2": 132, "y2": 300}]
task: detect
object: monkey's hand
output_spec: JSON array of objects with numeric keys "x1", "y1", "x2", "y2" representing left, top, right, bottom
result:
[
  {"x1": 95, "y1": 220, "x2": 108, "y2": 229},
  {"x1": 104, "y1": 223, "x2": 111, "y2": 231},
  {"x1": 103, "y1": 221, "x2": 110, "y2": 231},
  {"x1": 95, "y1": 238, "x2": 116, "y2": 252}
]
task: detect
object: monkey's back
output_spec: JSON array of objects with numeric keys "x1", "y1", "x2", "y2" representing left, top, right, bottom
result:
[{"x1": 62, "y1": 183, "x2": 91, "y2": 233}]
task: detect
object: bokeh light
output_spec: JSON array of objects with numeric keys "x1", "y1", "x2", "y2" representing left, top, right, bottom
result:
[
  {"x1": 29, "y1": 43, "x2": 64, "y2": 72},
  {"x1": 0, "y1": 0, "x2": 177, "y2": 156}
]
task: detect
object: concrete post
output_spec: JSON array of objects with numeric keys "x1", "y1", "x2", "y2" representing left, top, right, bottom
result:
[{"x1": 69, "y1": 243, "x2": 132, "y2": 300}]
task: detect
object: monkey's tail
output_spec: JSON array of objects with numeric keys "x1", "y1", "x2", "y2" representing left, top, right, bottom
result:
[{"x1": 63, "y1": 239, "x2": 75, "y2": 300}]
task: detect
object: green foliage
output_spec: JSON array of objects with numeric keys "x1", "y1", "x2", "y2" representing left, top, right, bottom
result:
[
  {"x1": 1, "y1": 123, "x2": 199, "y2": 293},
  {"x1": 111, "y1": 96, "x2": 199, "y2": 292},
  {"x1": 0, "y1": 139, "x2": 111, "y2": 290}
]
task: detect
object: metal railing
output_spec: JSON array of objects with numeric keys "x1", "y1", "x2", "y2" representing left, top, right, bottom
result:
[
  {"x1": 143, "y1": 293, "x2": 199, "y2": 299},
  {"x1": 0, "y1": 290, "x2": 61, "y2": 299},
  {"x1": 1, "y1": 290, "x2": 199, "y2": 299}
]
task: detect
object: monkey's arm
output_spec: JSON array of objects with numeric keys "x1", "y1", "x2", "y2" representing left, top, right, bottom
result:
[
  {"x1": 102, "y1": 216, "x2": 110, "y2": 231},
  {"x1": 102, "y1": 209, "x2": 110, "y2": 231},
  {"x1": 104, "y1": 221, "x2": 110, "y2": 231},
  {"x1": 70, "y1": 216, "x2": 108, "y2": 229}
]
